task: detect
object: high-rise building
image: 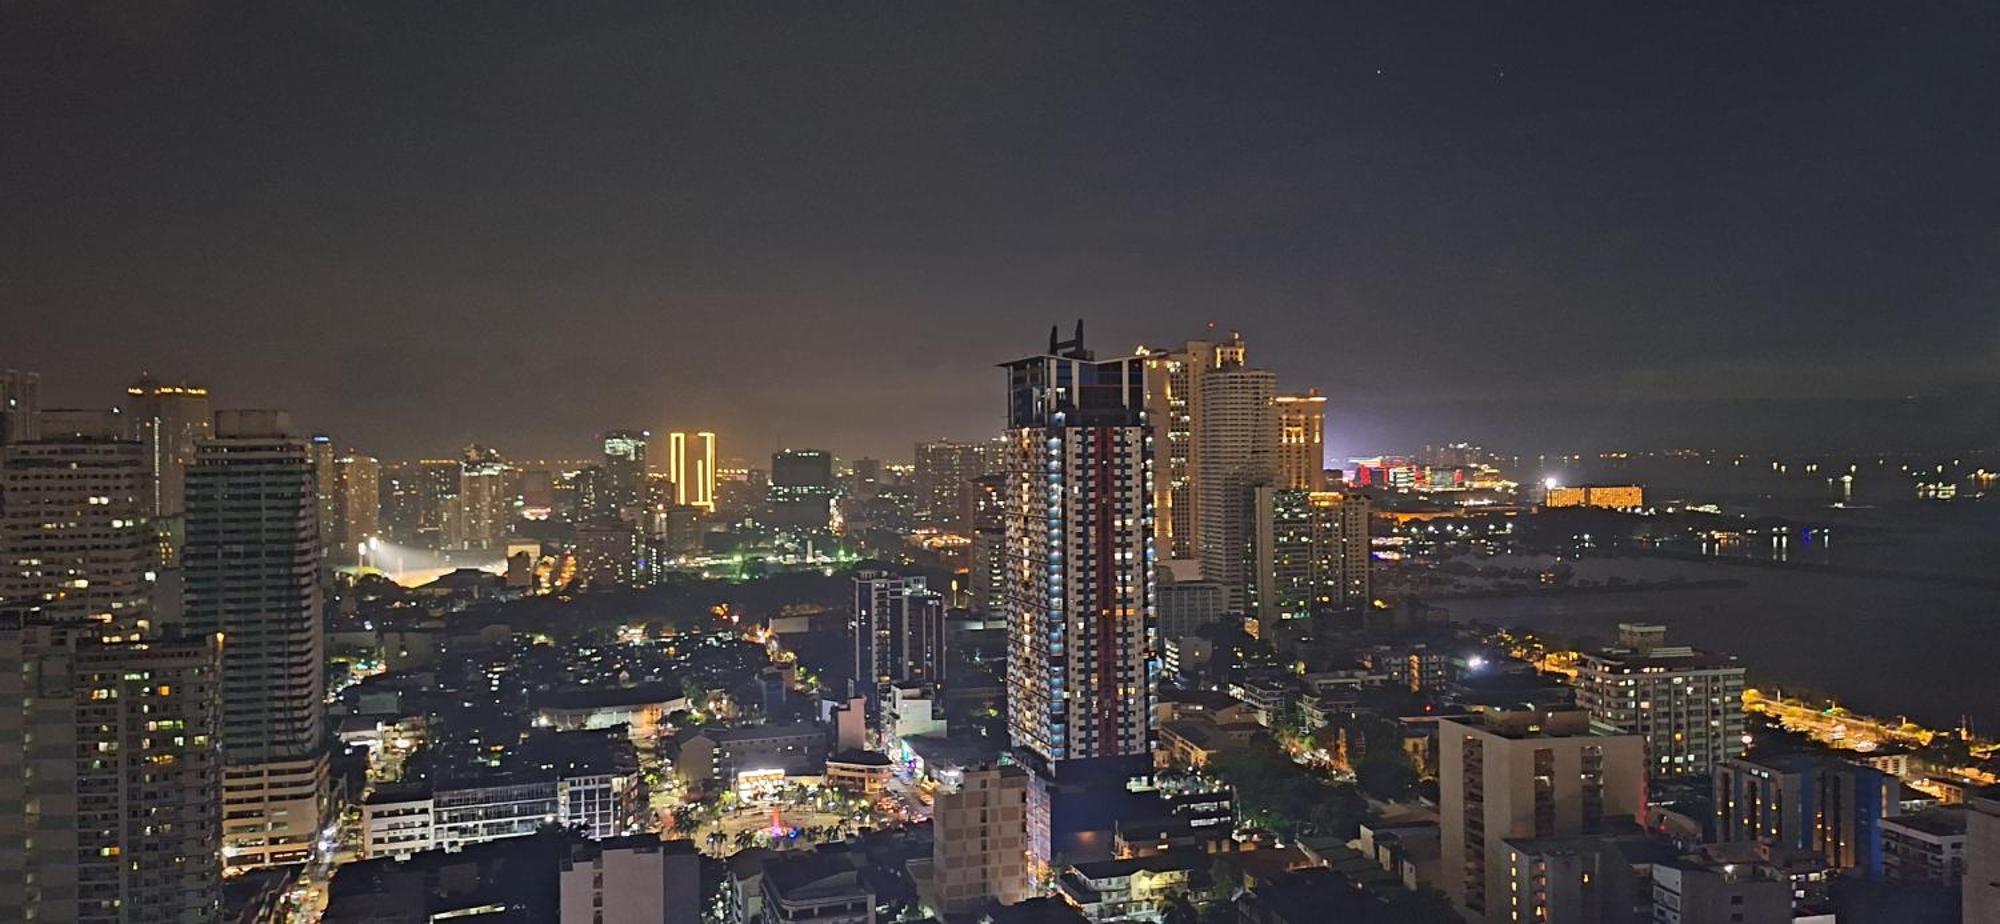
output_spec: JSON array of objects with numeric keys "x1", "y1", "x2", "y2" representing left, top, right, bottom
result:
[
  {"x1": 601, "y1": 430, "x2": 649, "y2": 518},
  {"x1": 933, "y1": 765, "x2": 1030, "y2": 914},
  {"x1": 851, "y1": 571, "x2": 945, "y2": 730},
  {"x1": 966, "y1": 474, "x2": 1007, "y2": 616},
  {"x1": 1248, "y1": 488, "x2": 1369, "y2": 631},
  {"x1": 335, "y1": 454, "x2": 382, "y2": 559},
  {"x1": 414, "y1": 458, "x2": 461, "y2": 548},
  {"x1": 1575, "y1": 624, "x2": 1747, "y2": 778},
  {"x1": 1437, "y1": 710, "x2": 1646, "y2": 924},
  {"x1": 0, "y1": 418, "x2": 151, "y2": 629},
  {"x1": 453, "y1": 444, "x2": 510, "y2": 551},
  {"x1": 0, "y1": 625, "x2": 224, "y2": 924},
  {"x1": 1273, "y1": 390, "x2": 1326, "y2": 492},
  {"x1": 1002, "y1": 323, "x2": 1153, "y2": 764},
  {"x1": 183, "y1": 410, "x2": 328, "y2": 870},
  {"x1": 667, "y1": 432, "x2": 716, "y2": 513},
  {"x1": 1968, "y1": 794, "x2": 2000, "y2": 924},
  {"x1": 309, "y1": 434, "x2": 338, "y2": 564},
  {"x1": 123, "y1": 376, "x2": 210, "y2": 568},
  {"x1": 1194, "y1": 346, "x2": 1275, "y2": 612},
  {"x1": 768, "y1": 449, "x2": 835, "y2": 533},
  {"x1": 1715, "y1": 752, "x2": 1901, "y2": 877},
  {"x1": 1142, "y1": 336, "x2": 1236, "y2": 564},
  {"x1": 573, "y1": 521, "x2": 644, "y2": 589},
  {"x1": 914, "y1": 439, "x2": 1000, "y2": 530},
  {"x1": 0, "y1": 369, "x2": 40, "y2": 449}
]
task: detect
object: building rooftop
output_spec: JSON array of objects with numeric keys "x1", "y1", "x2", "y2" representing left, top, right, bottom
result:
[
  {"x1": 1885, "y1": 807, "x2": 1968, "y2": 838},
  {"x1": 700, "y1": 721, "x2": 825, "y2": 744},
  {"x1": 828, "y1": 748, "x2": 893, "y2": 767}
]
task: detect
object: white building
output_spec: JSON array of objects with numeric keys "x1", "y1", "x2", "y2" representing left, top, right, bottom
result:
[{"x1": 1574, "y1": 623, "x2": 1747, "y2": 777}]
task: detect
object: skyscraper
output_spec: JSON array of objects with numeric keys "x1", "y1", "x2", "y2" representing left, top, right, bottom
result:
[
  {"x1": 768, "y1": 449, "x2": 835, "y2": 533},
  {"x1": 1575, "y1": 624, "x2": 1747, "y2": 778},
  {"x1": 1001, "y1": 322, "x2": 1154, "y2": 763},
  {"x1": 1142, "y1": 336, "x2": 1231, "y2": 565},
  {"x1": 851, "y1": 571, "x2": 945, "y2": 730},
  {"x1": 336, "y1": 454, "x2": 382, "y2": 558},
  {"x1": 1193, "y1": 344, "x2": 1274, "y2": 611},
  {"x1": 667, "y1": 431, "x2": 716, "y2": 513},
  {"x1": 1437, "y1": 710, "x2": 1647, "y2": 924},
  {"x1": 309, "y1": 434, "x2": 337, "y2": 564},
  {"x1": 0, "y1": 402, "x2": 227, "y2": 922},
  {"x1": 1249, "y1": 488, "x2": 1371, "y2": 631},
  {"x1": 0, "y1": 415, "x2": 151, "y2": 629},
  {"x1": 414, "y1": 458, "x2": 461, "y2": 548},
  {"x1": 601, "y1": 430, "x2": 649, "y2": 517},
  {"x1": 453, "y1": 444, "x2": 510, "y2": 551},
  {"x1": 183, "y1": 410, "x2": 328, "y2": 870},
  {"x1": 122, "y1": 376, "x2": 210, "y2": 522},
  {"x1": 914, "y1": 439, "x2": 1000, "y2": 531},
  {"x1": 0, "y1": 625, "x2": 224, "y2": 924},
  {"x1": 1273, "y1": 389, "x2": 1326, "y2": 491}
]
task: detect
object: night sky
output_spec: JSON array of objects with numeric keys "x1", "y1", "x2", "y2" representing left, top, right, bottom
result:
[{"x1": 4, "y1": 2, "x2": 1996, "y2": 463}]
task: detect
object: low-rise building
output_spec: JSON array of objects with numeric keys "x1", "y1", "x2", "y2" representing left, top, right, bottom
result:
[
  {"x1": 761, "y1": 851, "x2": 875, "y2": 924},
  {"x1": 679, "y1": 723, "x2": 828, "y2": 787},
  {"x1": 1056, "y1": 851, "x2": 1202, "y2": 923},
  {"x1": 824, "y1": 749, "x2": 894, "y2": 795},
  {"x1": 1883, "y1": 807, "x2": 1968, "y2": 884}
]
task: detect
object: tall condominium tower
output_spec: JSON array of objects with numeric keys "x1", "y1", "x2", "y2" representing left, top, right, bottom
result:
[
  {"x1": 453, "y1": 444, "x2": 510, "y2": 551},
  {"x1": 309, "y1": 434, "x2": 338, "y2": 562},
  {"x1": 122, "y1": 376, "x2": 210, "y2": 524},
  {"x1": 1575, "y1": 624, "x2": 1747, "y2": 778},
  {"x1": 768, "y1": 449, "x2": 835, "y2": 533},
  {"x1": 1001, "y1": 322, "x2": 1154, "y2": 763},
  {"x1": 1438, "y1": 710, "x2": 1647, "y2": 924},
  {"x1": 1249, "y1": 487, "x2": 1371, "y2": 633},
  {"x1": 0, "y1": 625, "x2": 224, "y2": 924},
  {"x1": 913, "y1": 439, "x2": 1000, "y2": 530},
  {"x1": 0, "y1": 417, "x2": 151, "y2": 630},
  {"x1": 335, "y1": 454, "x2": 382, "y2": 557},
  {"x1": 1142, "y1": 335, "x2": 1239, "y2": 564},
  {"x1": 1273, "y1": 390, "x2": 1327, "y2": 491},
  {"x1": 183, "y1": 411, "x2": 328, "y2": 870},
  {"x1": 667, "y1": 432, "x2": 716, "y2": 513},
  {"x1": 851, "y1": 571, "x2": 945, "y2": 730},
  {"x1": 1193, "y1": 345, "x2": 1275, "y2": 611},
  {"x1": 601, "y1": 430, "x2": 649, "y2": 517}
]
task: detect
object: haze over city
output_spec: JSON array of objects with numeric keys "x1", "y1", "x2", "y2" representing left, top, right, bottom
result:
[{"x1": 4, "y1": 4, "x2": 1999, "y2": 924}]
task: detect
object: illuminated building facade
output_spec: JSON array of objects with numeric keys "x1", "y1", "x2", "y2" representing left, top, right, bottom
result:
[
  {"x1": 1193, "y1": 345, "x2": 1274, "y2": 612},
  {"x1": 414, "y1": 458, "x2": 461, "y2": 548},
  {"x1": 602, "y1": 429, "x2": 649, "y2": 517},
  {"x1": 1715, "y1": 753, "x2": 1900, "y2": 876},
  {"x1": 1273, "y1": 389, "x2": 1326, "y2": 491},
  {"x1": 0, "y1": 418, "x2": 151, "y2": 629},
  {"x1": 914, "y1": 439, "x2": 1001, "y2": 530},
  {"x1": 183, "y1": 411, "x2": 328, "y2": 870},
  {"x1": 335, "y1": 454, "x2": 381, "y2": 558},
  {"x1": 122, "y1": 376, "x2": 210, "y2": 536},
  {"x1": 0, "y1": 626, "x2": 224, "y2": 924},
  {"x1": 1001, "y1": 323, "x2": 1154, "y2": 764},
  {"x1": 1574, "y1": 624, "x2": 1746, "y2": 777},
  {"x1": 667, "y1": 431, "x2": 716, "y2": 513},
  {"x1": 966, "y1": 474, "x2": 1007, "y2": 616},
  {"x1": 573, "y1": 521, "x2": 644, "y2": 589},
  {"x1": 1545, "y1": 484, "x2": 1645, "y2": 510},
  {"x1": 851, "y1": 571, "x2": 945, "y2": 730},
  {"x1": 1142, "y1": 334, "x2": 1240, "y2": 564},
  {"x1": 453, "y1": 444, "x2": 510, "y2": 551},
  {"x1": 1248, "y1": 488, "x2": 1371, "y2": 632}
]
